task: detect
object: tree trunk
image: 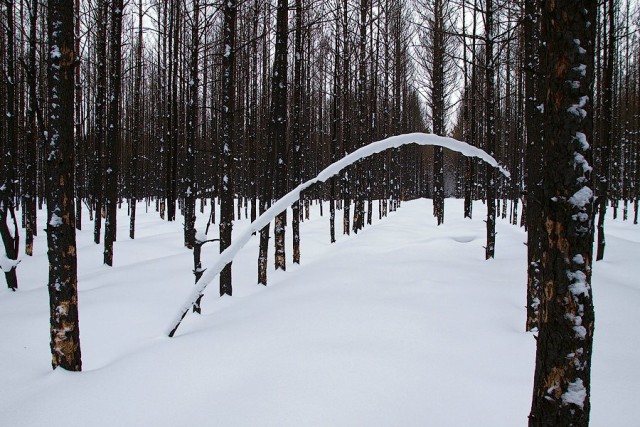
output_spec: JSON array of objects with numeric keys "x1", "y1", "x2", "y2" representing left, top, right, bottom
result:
[
  {"x1": 484, "y1": 0, "x2": 496, "y2": 260},
  {"x1": 219, "y1": 0, "x2": 237, "y2": 296},
  {"x1": 529, "y1": 0, "x2": 596, "y2": 424},
  {"x1": 291, "y1": 0, "x2": 303, "y2": 263},
  {"x1": 1, "y1": 0, "x2": 19, "y2": 290},
  {"x1": 596, "y1": 0, "x2": 615, "y2": 261},
  {"x1": 130, "y1": 0, "x2": 144, "y2": 240},
  {"x1": 46, "y1": 0, "x2": 82, "y2": 370},
  {"x1": 23, "y1": 0, "x2": 38, "y2": 256},
  {"x1": 272, "y1": 0, "x2": 289, "y2": 271},
  {"x1": 104, "y1": 0, "x2": 124, "y2": 266},
  {"x1": 524, "y1": 0, "x2": 544, "y2": 332},
  {"x1": 93, "y1": 0, "x2": 107, "y2": 245}
]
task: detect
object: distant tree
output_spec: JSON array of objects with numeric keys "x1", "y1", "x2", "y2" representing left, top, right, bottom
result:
[
  {"x1": 416, "y1": 0, "x2": 457, "y2": 225},
  {"x1": 595, "y1": 0, "x2": 616, "y2": 261},
  {"x1": 46, "y1": 0, "x2": 82, "y2": 371},
  {"x1": 291, "y1": 0, "x2": 305, "y2": 262},
  {"x1": 130, "y1": 0, "x2": 144, "y2": 240},
  {"x1": 104, "y1": 0, "x2": 124, "y2": 266},
  {"x1": 529, "y1": 0, "x2": 596, "y2": 424},
  {"x1": 484, "y1": 0, "x2": 497, "y2": 259},
  {"x1": 183, "y1": 0, "x2": 200, "y2": 248}
]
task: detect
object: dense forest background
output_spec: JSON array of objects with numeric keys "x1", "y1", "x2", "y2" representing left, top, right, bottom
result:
[{"x1": 1, "y1": 0, "x2": 638, "y2": 267}]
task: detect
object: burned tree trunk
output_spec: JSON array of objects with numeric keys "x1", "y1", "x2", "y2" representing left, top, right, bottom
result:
[
  {"x1": 524, "y1": 0, "x2": 544, "y2": 332},
  {"x1": 272, "y1": 0, "x2": 289, "y2": 271},
  {"x1": 219, "y1": 0, "x2": 236, "y2": 296},
  {"x1": 529, "y1": 0, "x2": 597, "y2": 424},
  {"x1": 46, "y1": 0, "x2": 82, "y2": 370},
  {"x1": 103, "y1": 0, "x2": 124, "y2": 266},
  {"x1": 1, "y1": 0, "x2": 19, "y2": 290}
]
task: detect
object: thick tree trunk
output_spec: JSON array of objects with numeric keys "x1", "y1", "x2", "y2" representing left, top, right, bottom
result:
[
  {"x1": 46, "y1": 0, "x2": 82, "y2": 370},
  {"x1": 529, "y1": 0, "x2": 596, "y2": 424}
]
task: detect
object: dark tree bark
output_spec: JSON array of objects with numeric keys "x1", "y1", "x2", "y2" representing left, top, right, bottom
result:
[
  {"x1": 272, "y1": 0, "x2": 289, "y2": 271},
  {"x1": 130, "y1": 0, "x2": 144, "y2": 240},
  {"x1": 46, "y1": 0, "x2": 82, "y2": 371},
  {"x1": 341, "y1": 0, "x2": 351, "y2": 236},
  {"x1": 596, "y1": 0, "x2": 615, "y2": 261},
  {"x1": 484, "y1": 0, "x2": 496, "y2": 260},
  {"x1": 74, "y1": 0, "x2": 82, "y2": 231},
  {"x1": 524, "y1": 0, "x2": 544, "y2": 332},
  {"x1": 104, "y1": 0, "x2": 124, "y2": 266},
  {"x1": 1, "y1": 0, "x2": 19, "y2": 290},
  {"x1": 219, "y1": 0, "x2": 237, "y2": 296},
  {"x1": 329, "y1": 1, "x2": 341, "y2": 244},
  {"x1": 257, "y1": 0, "x2": 272, "y2": 286},
  {"x1": 291, "y1": 0, "x2": 303, "y2": 263},
  {"x1": 183, "y1": 0, "x2": 200, "y2": 249},
  {"x1": 93, "y1": 0, "x2": 107, "y2": 245},
  {"x1": 529, "y1": 0, "x2": 597, "y2": 424},
  {"x1": 23, "y1": 0, "x2": 38, "y2": 257},
  {"x1": 352, "y1": 0, "x2": 368, "y2": 234}
]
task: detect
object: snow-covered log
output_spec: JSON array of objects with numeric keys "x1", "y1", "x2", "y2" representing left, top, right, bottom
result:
[{"x1": 167, "y1": 132, "x2": 509, "y2": 336}]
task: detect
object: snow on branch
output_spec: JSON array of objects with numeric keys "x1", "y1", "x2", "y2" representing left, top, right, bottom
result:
[{"x1": 166, "y1": 132, "x2": 509, "y2": 336}]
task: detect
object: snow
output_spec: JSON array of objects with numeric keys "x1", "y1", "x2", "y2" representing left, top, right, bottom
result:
[
  {"x1": 168, "y1": 133, "x2": 509, "y2": 335},
  {"x1": 50, "y1": 45, "x2": 61, "y2": 60},
  {"x1": 0, "y1": 254, "x2": 19, "y2": 271},
  {"x1": 562, "y1": 379, "x2": 587, "y2": 409},
  {"x1": 1, "y1": 199, "x2": 639, "y2": 426},
  {"x1": 195, "y1": 230, "x2": 208, "y2": 243},
  {"x1": 49, "y1": 212, "x2": 63, "y2": 227},
  {"x1": 568, "y1": 186, "x2": 593, "y2": 209}
]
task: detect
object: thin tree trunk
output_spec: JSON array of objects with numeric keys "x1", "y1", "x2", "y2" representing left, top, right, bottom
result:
[
  {"x1": 1, "y1": 0, "x2": 19, "y2": 290},
  {"x1": 104, "y1": 0, "x2": 124, "y2": 266},
  {"x1": 272, "y1": 0, "x2": 289, "y2": 271},
  {"x1": 130, "y1": 0, "x2": 144, "y2": 240},
  {"x1": 93, "y1": 0, "x2": 107, "y2": 244},
  {"x1": 485, "y1": 0, "x2": 496, "y2": 259},
  {"x1": 219, "y1": 0, "x2": 237, "y2": 296}
]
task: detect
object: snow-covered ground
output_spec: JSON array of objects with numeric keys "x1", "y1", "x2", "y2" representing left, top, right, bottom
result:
[{"x1": 1, "y1": 199, "x2": 638, "y2": 426}]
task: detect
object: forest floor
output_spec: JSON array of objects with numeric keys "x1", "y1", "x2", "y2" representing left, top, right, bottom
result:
[{"x1": 1, "y1": 198, "x2": 638, "y2": 426}]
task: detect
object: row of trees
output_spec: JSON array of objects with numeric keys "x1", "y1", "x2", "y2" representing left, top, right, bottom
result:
[
  {"x1": 2, "y1": 0, "x2": 638, "y2": 275},
  {"x1": 1, "y1": 0, "x2": 639, "y2": 423}
]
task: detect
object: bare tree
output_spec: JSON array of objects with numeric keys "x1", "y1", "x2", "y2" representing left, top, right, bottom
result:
[
  {"x1": 219, "y1": 0, "x2": 237, "y2": 296},
  {"x1": 103, "y1": 0, "x2": 124, "y2": 266},
  {"x1": 1, "y1": 0, "x2": 19, "y2": 290},
  {"x1": 46, "y1": 0, "x2": 82, "y2": 371},
  {"x1": 529, "y1": 0, "x2": 597, "y2": 423}
]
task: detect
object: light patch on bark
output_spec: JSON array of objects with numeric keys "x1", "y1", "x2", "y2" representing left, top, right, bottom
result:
[{"x1": 543, "y1": 366, "x2": 567, "y2": 399}]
